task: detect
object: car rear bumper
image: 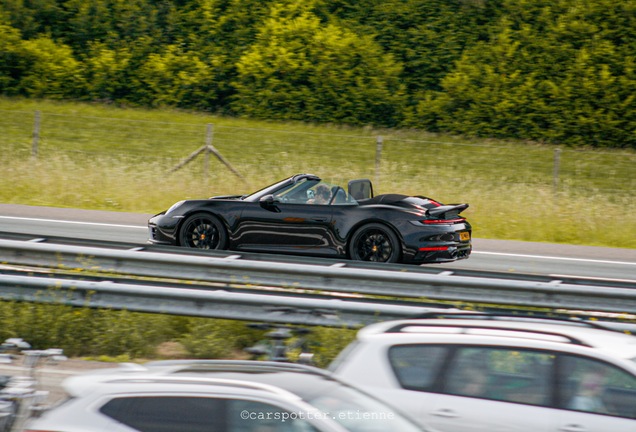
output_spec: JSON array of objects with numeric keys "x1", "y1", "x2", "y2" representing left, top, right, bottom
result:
[
  {"x1": 400, "y1": 220, "x2": 472, "y2": 264},
  {"x1": 411, "y1": 242, "x2": 472, "y2": 263}
]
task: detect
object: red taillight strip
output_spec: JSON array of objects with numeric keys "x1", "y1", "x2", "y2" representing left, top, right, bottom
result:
[
  {"x1": 419, "y1": 246, "x2": 450, "y2": 252},
  {"x1": 422, "y1": 218, "x2": 466, "y2": 224}
]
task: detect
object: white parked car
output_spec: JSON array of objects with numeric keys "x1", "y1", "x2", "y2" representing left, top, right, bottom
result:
[
  {"x1": 329, "y1": 313, "x2": 636, "y2": 432},
  {"x1": 24, "y1": 360, "x2": 426, "y2": 432}
]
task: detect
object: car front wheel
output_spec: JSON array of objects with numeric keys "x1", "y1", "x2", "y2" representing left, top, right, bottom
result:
[
  {"x1": 179, "y1": 213, "x2": 227, "y2": 250},
  {"x1": 349, "y1": 223, "x2": 401, "y2": 263}
]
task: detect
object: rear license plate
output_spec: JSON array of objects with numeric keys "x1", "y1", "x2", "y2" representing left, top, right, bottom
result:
[{"x1": 459, "y1": 232, "x2": 470, "y2": 241}]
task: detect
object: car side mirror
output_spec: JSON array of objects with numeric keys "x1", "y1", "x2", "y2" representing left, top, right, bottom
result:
[
  {"x1": 259, "y1": 194, "x2": 280, "y2": 211},
  {"x1": 348, "y1": 179, "x2": 373, "y2": 200}
]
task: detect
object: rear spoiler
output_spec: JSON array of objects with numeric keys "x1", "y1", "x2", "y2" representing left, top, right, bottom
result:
[{"x1": 426, "y1": 203, "x2": 469, "y2": 219}]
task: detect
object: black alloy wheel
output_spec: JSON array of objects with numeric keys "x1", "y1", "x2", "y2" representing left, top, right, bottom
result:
[
  {"x1": 349, "y1": 223, "x2": 400, "y2": 263},
  {"x1": 179, "y1": 213, "x2": 227, "y2": 250}
]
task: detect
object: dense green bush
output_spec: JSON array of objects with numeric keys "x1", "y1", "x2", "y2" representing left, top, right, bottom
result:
[
  {"x1": 0, "y1": 21, "x2": 21, "y2": 92},
  {"x1": 231, "y1": 2, "x2": 405, "y2": 125},
  {"x1": 179, "y1": 318, "x2": 265, "y2": 359},
  {"x1": 14, "y1": 37, "x2": 85, "y2": 99},
  {"x1": 134, "y1": 45, "x2": 220, "y2": 109},
  {"x1": 410, "y1": 0, "x2": 636, "y2": 148},
  {"x1": 0, "y1": 297, "x2": 183, "y2": 358}
]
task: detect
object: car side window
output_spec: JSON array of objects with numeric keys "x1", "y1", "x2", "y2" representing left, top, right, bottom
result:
[
  {"x1": 99, "y1": 396, "x2": 224, "y2": 432},
  {"x1": 559, "y1": 355, "x2": 636, "y2": 419},
  {"x1": 443, "y1": 347, "x2": 553, "y2": 406},
  {"x1": 388, "y1": 344, "x2": 449, "y2": 391},
  {"x1": 100, "y1": 397, "x2": 320, "y2": 432},
  {"x1": 227, "y1": 400, "x2": 320, "y2": 432}
]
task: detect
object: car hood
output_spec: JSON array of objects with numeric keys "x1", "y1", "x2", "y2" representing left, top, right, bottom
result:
[{"x1": 209, "y1": 194, "x2": 244, "y2": 200}]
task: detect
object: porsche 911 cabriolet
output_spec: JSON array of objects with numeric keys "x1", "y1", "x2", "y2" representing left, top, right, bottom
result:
[{"x1": 148, "y1": 174, "x2": 471, "y2": 264}]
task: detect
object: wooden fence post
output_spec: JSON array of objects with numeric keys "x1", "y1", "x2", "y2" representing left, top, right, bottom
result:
[
  {"x1": 169, "y1": 123, "x2": 247, "y2": 185},
  {"x1": 375, "y1": 136, "x2": 383, "y2": 191},
  {"x1": 205, "y1": 123, "x2": 213, "y2": 178},
  {"x1": 553, "y1": 148, "x2": 561, "y2": 195},
  {"x1": 31, "y1": 110, "x2": 40, "y2": 158}
]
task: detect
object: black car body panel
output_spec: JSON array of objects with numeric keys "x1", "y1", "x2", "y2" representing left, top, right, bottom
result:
[{"x1": 148, "y1": 174, "x2": 472, "y2": 264}]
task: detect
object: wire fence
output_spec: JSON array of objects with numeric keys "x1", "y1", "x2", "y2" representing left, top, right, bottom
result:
[{"x1": 2, "y1": 109, "x2": 634, "y2": 197}]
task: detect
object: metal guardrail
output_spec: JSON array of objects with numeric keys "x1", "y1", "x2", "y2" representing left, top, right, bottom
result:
[
  {"x1": 1, "y1": 231, "x2": 633, "y2": 289},
  {"x1": 0, "y1": 238, "x2": 635, "y2": 324},
  {"x1": 0, "y1": 273, "x2": 447, "y2": 328}
]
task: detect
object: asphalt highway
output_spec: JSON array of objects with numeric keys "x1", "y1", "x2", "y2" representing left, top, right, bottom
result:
[
  {"x1": 0, "y1": 204, "x2": 634, "y2": 283},
  {"x1": 0, "y1": 203, "x2": 634, "y2": 420}
]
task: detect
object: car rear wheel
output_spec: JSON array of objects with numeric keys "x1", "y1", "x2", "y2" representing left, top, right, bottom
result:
[
  {"x1": 349, "y1": 223, "x2": 400, "y2": 263},
  {"x1": 179, "y1": 213, "x2": 227, "y2": 250}
]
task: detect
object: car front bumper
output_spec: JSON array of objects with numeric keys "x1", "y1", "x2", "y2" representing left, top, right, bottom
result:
[{"x1": 147, "y1": 213, "x2": 180, "y2": 246}]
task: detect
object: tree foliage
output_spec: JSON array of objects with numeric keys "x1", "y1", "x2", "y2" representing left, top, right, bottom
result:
[
  {"x1": 9, "y1": 35, "x2": 85, "y2": 98},
  {"x1": 133, "y1": 45, "x2": 220, "y2": 109},
  {"x1": 0, "y1": 0, "x2": 633, "y2": 147},
  {"x1": 408, "y1": 0, "x2": 636, "y2": 148},
  {"x1": 231, "y1": 1, "x2": 404, "y2": 125}
]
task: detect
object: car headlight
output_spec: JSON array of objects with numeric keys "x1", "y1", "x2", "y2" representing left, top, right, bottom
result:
[{"x1": 166, "y1": 200, "x2": 185, "y2": 215}]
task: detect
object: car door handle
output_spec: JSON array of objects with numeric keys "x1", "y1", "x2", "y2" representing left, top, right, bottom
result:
[
  {"x1": 559, "y1": 425, "x2": 587, "y2": 432},
  {"x1": 430, "y1": 408, "x2": 459, "y2": 418}
]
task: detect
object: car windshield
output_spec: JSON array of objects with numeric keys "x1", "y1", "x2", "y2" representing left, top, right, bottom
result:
[
  {"x1": 241, "y1": 177, "x2": 307, "y2": 201},
  {"x1": 244, "y1": 176, "x2": 356, "y2": 205},
  {"x1": 307, "y1": 384, "x2": 421, "y2": 432},
  {"x1": 274, "y1": 178, "x2": 321, "y2": 203}
]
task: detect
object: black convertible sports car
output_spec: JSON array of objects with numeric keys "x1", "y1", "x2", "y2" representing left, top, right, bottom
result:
[{"x1": 148, "y1": 174, "x2": 471, "y2": 264}]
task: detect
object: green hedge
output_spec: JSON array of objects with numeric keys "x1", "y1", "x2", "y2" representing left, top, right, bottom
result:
[
  {"x1": 0, "y1": 0, "x2": 634, "y2": 147},
  {"x1": 0, "y1": 297, "x2": 356, "y2": 366}
]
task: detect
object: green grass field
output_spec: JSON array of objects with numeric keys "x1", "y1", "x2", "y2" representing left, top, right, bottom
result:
[
  {"x1": 1, "y1": 97, "x2": 634, "y2": 248},
  {"x1": 0, "y1": 97, "x2": 634, "y2": 362}
]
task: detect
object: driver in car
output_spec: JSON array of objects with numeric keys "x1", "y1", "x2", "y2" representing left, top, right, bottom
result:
[{"x1": 308, "y1": 184, "x2": 332, "y2": 204}]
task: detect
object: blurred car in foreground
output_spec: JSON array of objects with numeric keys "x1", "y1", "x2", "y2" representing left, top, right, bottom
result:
[
  {"x1": 329, "y1": 313, "x2": 636, "y2": 432},
  {"x1": 24, "y1": 360, "x2": 425, "y2": 432},
  {"x1": 148, "y1": 173, "x2": 471, "y2": 264}
]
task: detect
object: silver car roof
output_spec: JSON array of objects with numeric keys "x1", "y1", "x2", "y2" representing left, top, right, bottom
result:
[{"x1": 356, "y1": 316, "x2": 636, "y2": 360}]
